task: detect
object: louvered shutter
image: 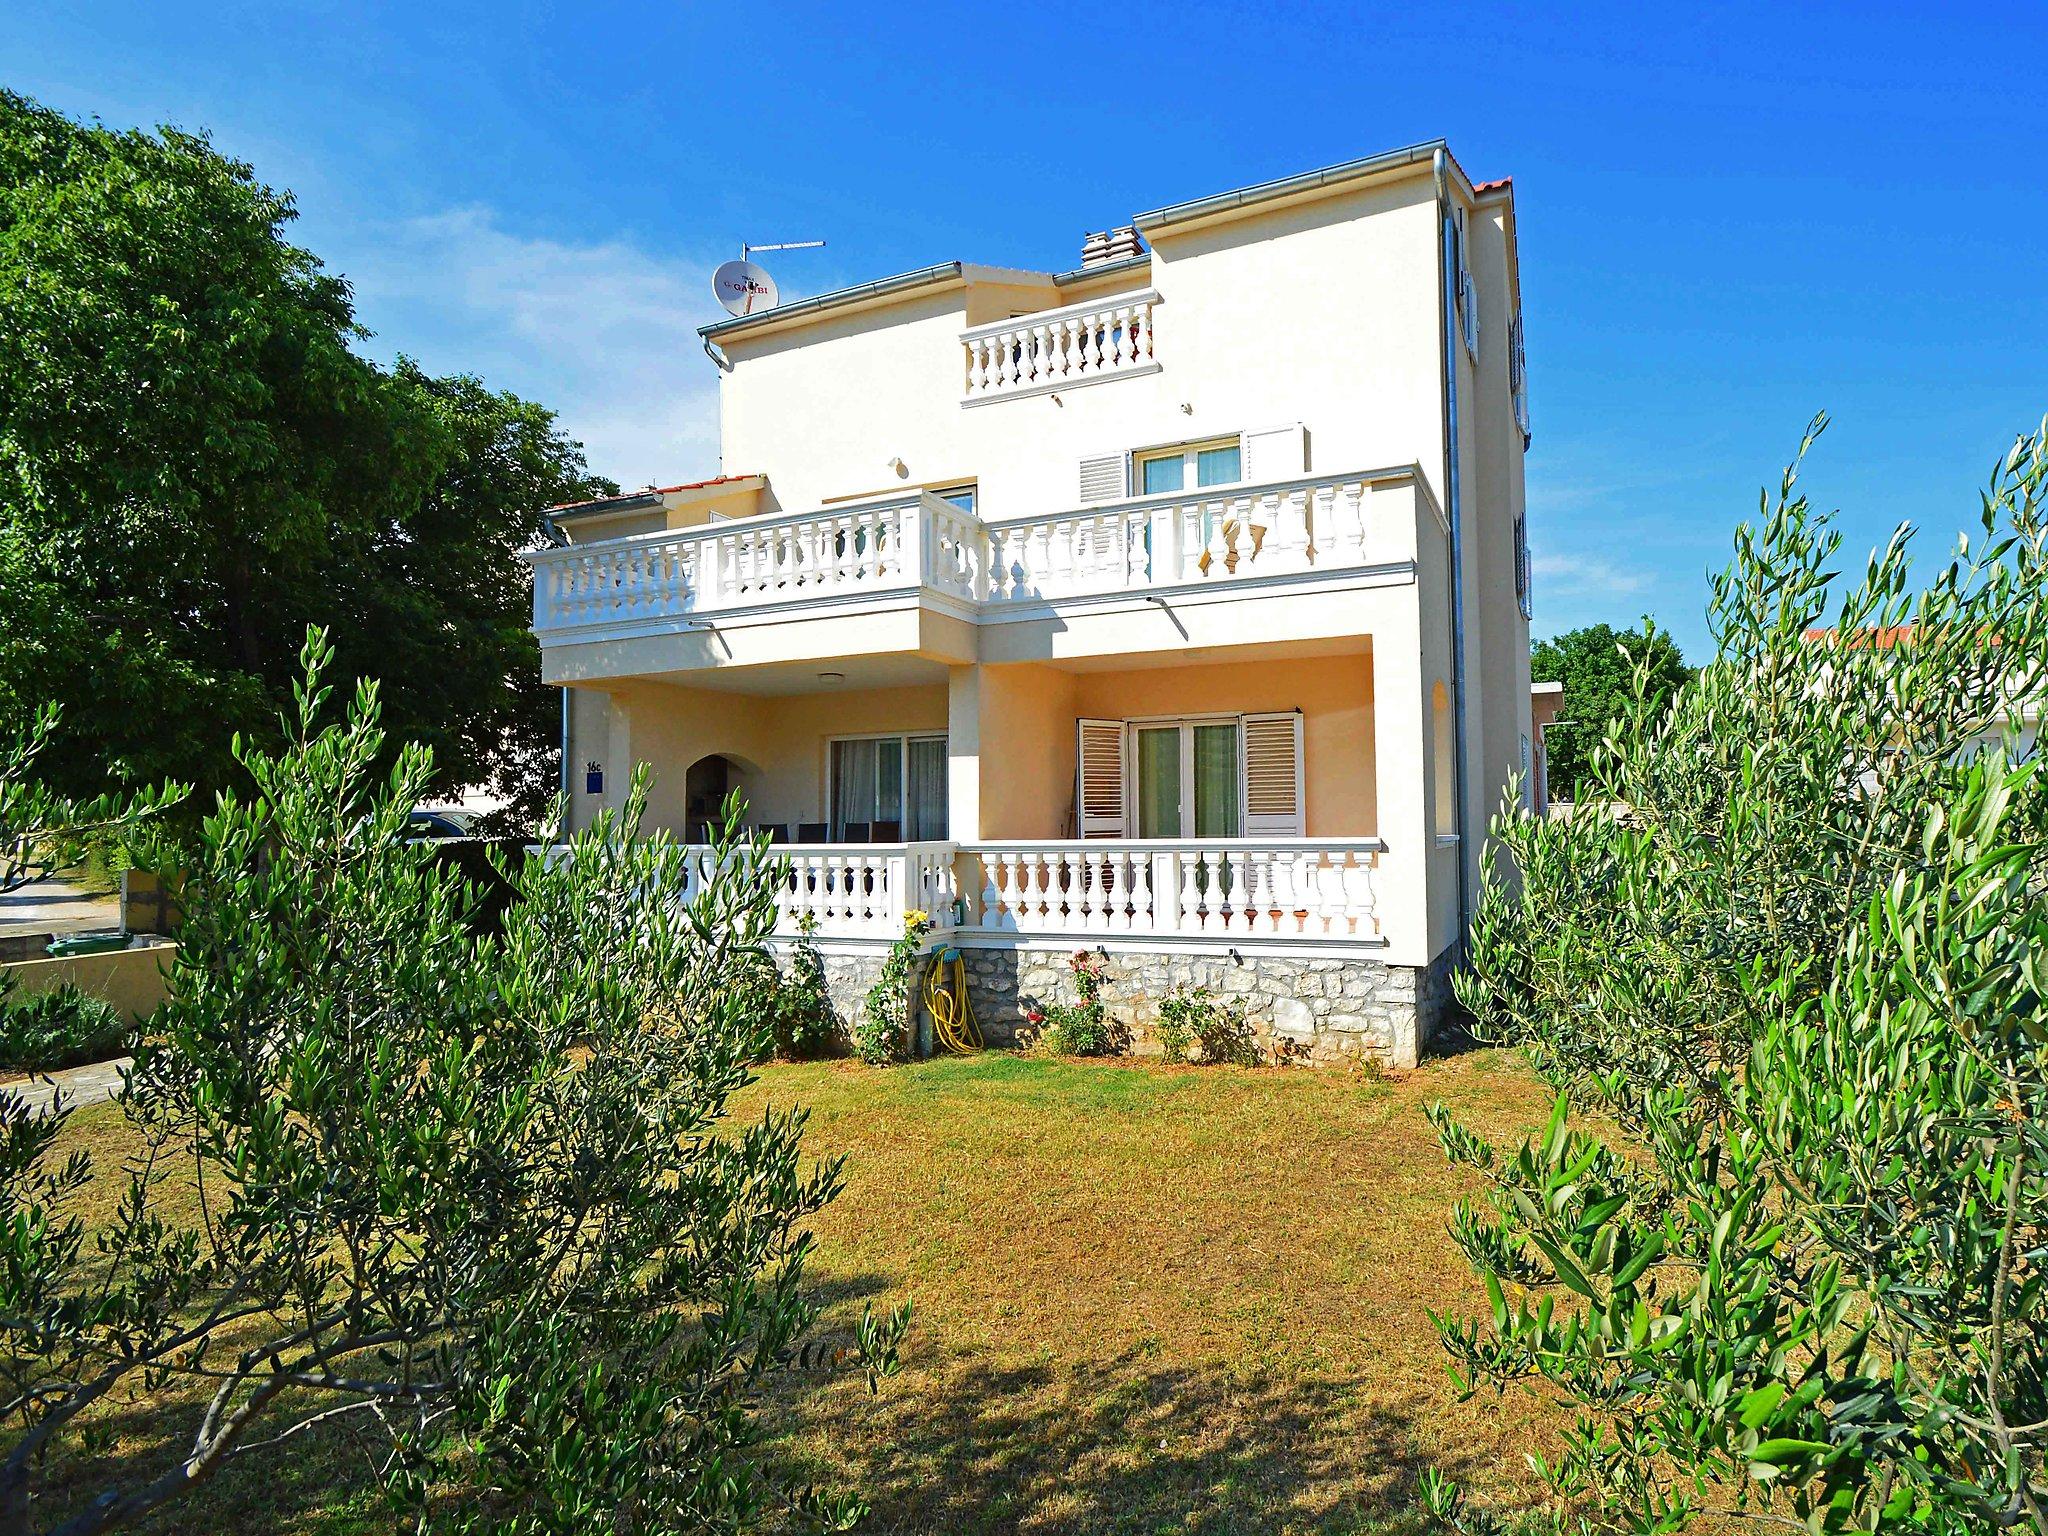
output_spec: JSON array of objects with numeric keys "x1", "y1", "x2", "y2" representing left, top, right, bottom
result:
[
  {"x1": 1078, "y1": 454, "x2": 1127, "y2": 504},
  {"x1": 1241, "y1": 423, "x2": 1307, "y2": 481},
  {"x1": 1076, "y1": 718, "x2": 1127, "y2": 838},
  {"x1": 1240, "y1": 712, "x2": 1304, "y2": 836}
]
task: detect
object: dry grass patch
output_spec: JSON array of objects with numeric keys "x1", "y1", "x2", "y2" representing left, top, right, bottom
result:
[
  {"x1": 34, "y1": 1045, "x2": 1557, "y2": 1535},
  {"x1": 747, "y1": 1047, "x2": 1558, "y2": 1535}
]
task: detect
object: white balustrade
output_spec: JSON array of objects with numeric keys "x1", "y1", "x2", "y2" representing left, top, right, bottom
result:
[
  {"x1": 961, "y1": 840, "x2": 1382, "y2": 942},
  {"x1": 672, "y1": 841, "x2": 959, "y2": 940},
  {"x1": 960, "y1": 291, "x2": 1161, "y2": 403},
  {"x1": 531, "y1": 472, "x2": 1398, "y2": 634}
]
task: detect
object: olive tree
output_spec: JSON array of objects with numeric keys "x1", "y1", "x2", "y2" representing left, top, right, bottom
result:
[
  {"x1": 1427, "y1": 419, "x2": 2048, "y2": 1535},
  {"x1": 0, "y1": 631, "x2": 904, "y2": 1534}
]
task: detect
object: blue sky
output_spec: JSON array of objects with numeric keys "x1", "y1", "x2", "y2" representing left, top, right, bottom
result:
[{"x1": 13, "y1": 0, "x2": 2046, "y2": 660}]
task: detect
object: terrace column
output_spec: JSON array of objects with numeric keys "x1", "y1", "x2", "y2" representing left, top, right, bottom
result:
[{"x1": 946, "y1": 664, "x2": 984, "y2": 841}]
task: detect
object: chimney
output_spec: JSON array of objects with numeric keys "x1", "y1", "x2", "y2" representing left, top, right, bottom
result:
[{"x1": 1081, "y1": 224, "x2": 1144, "y2": 267}]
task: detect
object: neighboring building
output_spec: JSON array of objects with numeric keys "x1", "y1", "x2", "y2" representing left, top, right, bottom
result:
[
  {"x1": 1800, "y1": 626, "x2": 2041, "y2": 761},
  {"x1": 1529, "y1": 681, "x2": 1564, "y2": 813},
  {"x1": 526, "y1": 141, "x2": 1533, "y2": 1065}
]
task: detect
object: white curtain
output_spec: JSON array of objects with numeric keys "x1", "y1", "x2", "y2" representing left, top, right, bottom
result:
[
  {"x1": 906, "y1": 737, "x2": 948, "y2": 840},
  {"x1": 832, "y1": 738, "x2": 878, "y2": 836}
]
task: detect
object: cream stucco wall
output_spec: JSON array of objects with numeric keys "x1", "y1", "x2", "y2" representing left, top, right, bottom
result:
[
  {"x1": 957, "y1": 650, "x2": 1378, "y2": 841},
  {"x1": 713, "y1": 176, "x2": 1447, "y2": 525},
  {"x1": 578, "y1": 679, "x2": 947, "y2": 836}
]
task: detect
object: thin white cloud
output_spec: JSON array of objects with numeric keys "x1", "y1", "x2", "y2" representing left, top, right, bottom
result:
[
  {"x1": 1531, "y1": 550, "x2": 1653, "y2": 596},
  {"x1": 341, "y1": 207, "x2": 730, "y2": 487}
]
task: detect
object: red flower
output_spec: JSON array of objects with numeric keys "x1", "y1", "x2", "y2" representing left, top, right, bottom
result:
[{"x1": 1026, "y1": 1009, "x2": 1045, "y2": 1024}]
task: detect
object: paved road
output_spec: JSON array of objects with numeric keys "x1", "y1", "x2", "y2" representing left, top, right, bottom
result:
[
  {"x1": 1, "y1": 1057, "x2": 132, "y2": 1114},
  {"x1": 0, "y1": 872, "x2": 122, "y2": 939}
]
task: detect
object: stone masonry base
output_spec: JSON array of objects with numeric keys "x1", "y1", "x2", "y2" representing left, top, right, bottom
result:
[{"x1": 774, "y1": 940, "x2": 1458, "y2": 1068}]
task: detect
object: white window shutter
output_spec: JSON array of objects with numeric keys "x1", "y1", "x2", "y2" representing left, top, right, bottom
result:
[
  {"x1": 1076, "y1": 718, "x2": 1127, "y2": 838},
  {"x1": 1078, "y1": 454, "x2": 1126, "y2": 503},
  {"x1": 1241, "y1": 423, "x2": 1307, "y2": 481},
  {"x1": 1240, "y1": 711, "x2": 1305, "y2": 836},
  {"x1": 1460, "y1": 270, "x2": 1480, "y2": 360}
]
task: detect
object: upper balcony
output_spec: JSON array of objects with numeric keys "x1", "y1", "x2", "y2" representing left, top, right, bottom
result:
[
  {"x1": 959, "y1": 289, "x2": 1161, "y2": 406},
  {"x1": 527, "y1": 464, "x2": 1441, "y2": 683}
]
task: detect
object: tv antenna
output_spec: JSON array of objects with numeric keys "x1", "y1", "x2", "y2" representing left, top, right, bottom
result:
[{"x1": 711, "y1": 240, "x2": 826, "y2": 318}]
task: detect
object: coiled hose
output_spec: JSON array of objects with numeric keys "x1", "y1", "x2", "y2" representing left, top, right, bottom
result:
[{"x1": 922, "y1": 946, "x2": 982, "y2": 1053}]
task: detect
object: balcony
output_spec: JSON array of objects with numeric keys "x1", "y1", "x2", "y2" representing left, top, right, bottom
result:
[
  {"x1": 959, "y1": 290, "x2": 1161, "y2": 406},
  {"x1": 528, "y1": 466, "x2": 1425, "y2": 648},
  {"x1": 662, "y1": 837, "x2": 1387, "y2": 949}
]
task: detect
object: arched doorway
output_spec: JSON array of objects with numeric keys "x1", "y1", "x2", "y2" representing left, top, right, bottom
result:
[{"x1": 684, "y1": 754, "x2": 743, "y2": 843}]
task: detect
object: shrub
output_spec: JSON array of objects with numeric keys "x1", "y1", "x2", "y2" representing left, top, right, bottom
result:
[
  {"x1": 858, "y1": 909, "x2": 933, "y2": 1065},
  {"x1": 0, "y1": 983, "x2": 128, "y2": 1073},
  {"x1": 1028, "y1": 950, "x2": 1121, "y2": 1057},
  {"x1": 1154, "y1": 985, "x2": 1257, "y2": 1065},
  {"x1": 1425, "y1": 419, "x2": 2048, "y2": 1536},
  {"x1": 773, "y1": 913, "x2": 838, "y2": 1060},
  {"x1": 0, "y1": 632, "x2": 906, "y2": 1535}
]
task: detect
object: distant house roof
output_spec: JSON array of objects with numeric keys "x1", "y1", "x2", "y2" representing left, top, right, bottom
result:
[
  {"x1": 1801, "y1": 625, "x2": 1921, "y2": 650},
  {"x1": 547, "y1": 475, "x2": 757, "y2": 518}
]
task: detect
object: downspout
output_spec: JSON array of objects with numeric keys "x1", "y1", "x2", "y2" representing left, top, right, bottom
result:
[{"x1": 1433, "y1": 147, "x2": 1473, "y2": 956}]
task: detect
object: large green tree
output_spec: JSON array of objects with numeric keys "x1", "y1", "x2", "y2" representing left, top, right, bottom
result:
[
  {"x1": 0, "y1": 90, "x2": 609, "y2": 827},
  {"x1": 1530, "y1": 621, "x2": 1690, "y2": 801}
]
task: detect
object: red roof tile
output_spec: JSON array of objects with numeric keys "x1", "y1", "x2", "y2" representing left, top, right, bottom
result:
[{"x1": 547, "y1": 474, "x2": 756, "y2": 514}]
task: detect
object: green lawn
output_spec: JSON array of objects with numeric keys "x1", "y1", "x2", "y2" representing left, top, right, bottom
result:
[{"x1": 44, "y1": 1047, "x2": 1558, "y2": 1535}]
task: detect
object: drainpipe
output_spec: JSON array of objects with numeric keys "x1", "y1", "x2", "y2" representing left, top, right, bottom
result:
[{"x1": 1433, "y1": 147, "x2": 1473, "y2": 957}]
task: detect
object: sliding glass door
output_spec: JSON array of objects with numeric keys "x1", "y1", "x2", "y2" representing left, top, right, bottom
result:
[{"x1": 829, "y1": 735, "x2": 947, "y2": 840}]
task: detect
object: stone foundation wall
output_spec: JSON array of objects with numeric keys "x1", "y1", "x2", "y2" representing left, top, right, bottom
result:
[
  {"x1": 956, "y1": 944, "x2": 1458, "y2": 1068},
  {"x1": 768, "y1": 939, "x2": 1458, "y2": 1068}
]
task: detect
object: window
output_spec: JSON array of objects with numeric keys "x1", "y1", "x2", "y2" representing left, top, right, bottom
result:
[
  {"x1": 1133, "y1": 720, "x2": 1240, "y2": 837},
  {"x1": 1075, "y1": 713, "x2": 1303, "y2": 839},
  {"x1": 934, "y1": 483, "x2": 977, "y2": 516},
  {"x1": 1452, "y1": 206, "x2": 1479, "y2": 360},
  {"x1": 829, "y1": 734, "x2": 948, "y2": 840},
  {"x1": 1136, "y1": 437, "x2": 1242, "y2": 497}
]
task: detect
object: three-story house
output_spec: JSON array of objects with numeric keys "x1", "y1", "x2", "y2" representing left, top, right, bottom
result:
[{"x1": 526, "y1": 140, "x2": 1533, "y2": 1065}]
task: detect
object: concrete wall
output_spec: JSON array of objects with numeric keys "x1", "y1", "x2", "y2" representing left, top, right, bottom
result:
[{"x1": 2, "y1": 942, "x2": 176, "y2": 1024}]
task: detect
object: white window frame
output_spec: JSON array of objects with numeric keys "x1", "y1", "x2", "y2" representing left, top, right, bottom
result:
[
  {"x1": 932, "y1": 482, "x2": 977, "y2": 516},
  {"x1": 825, "y1": 731, "x2": 948, "y2": 841},
  {"x1": 1123, "y1": 713, "x2": 1244, "y2": 837},
  {"x1": 1132, "y1": 435, "x2": 1245, "y2": 498}
]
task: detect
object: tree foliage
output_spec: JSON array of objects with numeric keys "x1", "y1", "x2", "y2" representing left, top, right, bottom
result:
[
  {"x1": 1529, "y1": 622, "x2": 1691, "y2": 802},
  {"x1": 0, "y1": 89, "x2": 610, "y2": 829},
  {"x1": 0, "y1": 632, "x2": 904, "y2": 1535},
  {"x1": 1430, "y1": 417, "x2": 2048, "y2": 1534}
]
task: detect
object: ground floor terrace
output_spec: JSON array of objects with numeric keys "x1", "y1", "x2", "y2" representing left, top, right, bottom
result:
[{"x1": 563, "y1": 638, "x2": 1465, "y2": 1064}]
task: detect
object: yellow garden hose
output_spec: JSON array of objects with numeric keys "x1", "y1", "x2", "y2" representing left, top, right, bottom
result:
[{"x1": 922, "y1": 947, "x2": 982, "y2": 1053}]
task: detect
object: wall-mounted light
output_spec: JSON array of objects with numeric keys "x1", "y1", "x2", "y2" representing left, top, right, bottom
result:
[
  {"x1": 887, "y1": 456, "x2": 907, "y2": 478},
  {"x1": 818, "y1": 671, "x2": 846, "y2": 687}
]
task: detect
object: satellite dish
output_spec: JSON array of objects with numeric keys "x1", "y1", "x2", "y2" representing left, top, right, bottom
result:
[{"x1": 712, "y1": 259, "x2": 778, "y2": 317}]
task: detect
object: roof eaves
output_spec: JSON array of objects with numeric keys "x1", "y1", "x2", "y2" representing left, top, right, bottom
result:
[
  {"x1": 1052, "y1": 251, "x2": 1152, "y2": 286},
  {"x1": 698, "y1": 261, "x2": 965, "y2": 341},
  {"x1": 1131, "y1": 139, "x2": 1448, "y2": 234}
]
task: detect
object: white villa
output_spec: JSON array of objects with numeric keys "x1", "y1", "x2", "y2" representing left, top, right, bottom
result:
[{"x1": 527, "y1": 140, "x2": 1533, "y2": 1065}]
